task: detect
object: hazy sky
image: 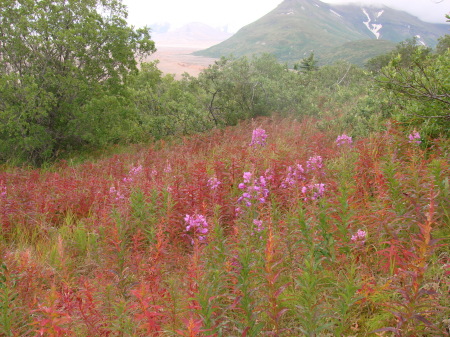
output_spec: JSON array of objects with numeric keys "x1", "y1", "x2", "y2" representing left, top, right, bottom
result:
[{"x1": 122, "y1": 0, "x2": 450, "y2": 32}]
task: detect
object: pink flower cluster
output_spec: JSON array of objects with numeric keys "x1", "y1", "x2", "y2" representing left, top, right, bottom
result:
[
  {"x1": 123, "y1": 165, "x2": 143, "y2": 183},
  {"x1": 408, "y1": 131, "x2": 421, "y2": 144},
  {"x1": 164, "y1": 161, "x2": 172, "y2": 173},
  {"x1": 351, "y1": 229, "x2": 367, "y2": 244},
  {"x1": 0, "y1": 184, "x2": 6, "y2": 197},
  {"x1": 253, "y1": 219, "x2": 264, "y2": 233},
  {"x1": 184, "y1": 214, "x2": 209, "y2": 242},
  {"x1": 207, "y1": 176, "x2": 221, "y2": 190},
  {"x1": 301, "y1": 183, "x2": 326, "y2": 201},
  {"x1": 109, "y1": 186, "x2": 125, "y2": 201},
  {"x1": 306, "y1": 155, "x2": 323, "y2": 172},
  {"x1": 249, "y1": 128, "x2": 268, "y2": 147},
  {"x1": 336, "y1": 134, "x2": 353, "y2": 146},
  {"x1": 281, "y1": 164, "x2": 305, "y2": 188},
  {"x1": 238, "y1": 172, "x2": 269, "y2": 207}
]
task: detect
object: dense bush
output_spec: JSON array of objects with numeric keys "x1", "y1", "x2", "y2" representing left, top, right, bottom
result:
[
  {"x1": 0, "y1": 0, "x2": 155, "y2": 165},
  {"x1": 376, "y1": 48, "x2": 450, "y2": 137},
  {"x1": 129, "y1": 62, "x2": 211, "y2": 140},
  {"x1": 360, "y1": 38, "x2": 450, "y2": 139}
]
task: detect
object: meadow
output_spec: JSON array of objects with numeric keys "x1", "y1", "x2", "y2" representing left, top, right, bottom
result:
[{"x1": 1, "y1": 116, "x2": 449, "y2": 336}]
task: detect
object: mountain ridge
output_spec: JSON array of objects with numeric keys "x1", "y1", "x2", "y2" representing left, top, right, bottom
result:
[{"x1": 193, "y1": 0, "x2": 449, "y2": 66}]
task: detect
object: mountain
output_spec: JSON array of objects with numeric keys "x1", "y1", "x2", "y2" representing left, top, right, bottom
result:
[
  {"x1": 332, "y1": 4, "x2": 448, "y2": 46},
  {"x1": 194, "y1": 0, "x2": 449, "y2": 66}
]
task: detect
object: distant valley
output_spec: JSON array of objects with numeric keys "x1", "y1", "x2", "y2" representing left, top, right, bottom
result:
[{"x1": 144, "y1": 23, "x2": 231, "y2": 78}]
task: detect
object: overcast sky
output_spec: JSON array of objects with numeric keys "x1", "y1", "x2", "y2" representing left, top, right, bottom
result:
[{"x1": 122, "y1": 0, "x2": 450, "y2": 32}]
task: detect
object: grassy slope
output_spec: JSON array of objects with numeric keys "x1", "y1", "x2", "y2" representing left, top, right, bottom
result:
[
  {"x1": 320, "y1": 39, "x2": 396, "y2": 67},
  {"x1": 0, "y1": 116, "x2": 449, "y2": 335}
]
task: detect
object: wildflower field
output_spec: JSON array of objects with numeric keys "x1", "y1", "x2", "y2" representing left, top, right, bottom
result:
[{"x1": 0, "y1": 117, "x2": 449, "y2": 336}]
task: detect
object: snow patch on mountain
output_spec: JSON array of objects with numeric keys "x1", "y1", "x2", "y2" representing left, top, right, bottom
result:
[
  {"x1": 415, "y1": 35, "x2": 426, "y2": 46},
  {"x1": 362, "y1": 8, "x2": 383, "y2": 39},
  {"x1": 330, "y1": 9, "x2": 342, "y2": 18}
]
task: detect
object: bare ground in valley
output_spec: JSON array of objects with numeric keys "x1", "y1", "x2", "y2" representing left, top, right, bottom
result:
[{"x1": 142, "y1": 41, "x2": 220, "y2": 79}]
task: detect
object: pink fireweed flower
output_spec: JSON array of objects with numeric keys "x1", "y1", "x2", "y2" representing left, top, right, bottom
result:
[
  {"x1": 0, "y1": 184, "x2": 6, "y2": 197},
  {"x1": 312, "y1": 183, "x2": 325, "y2": 200},
  {"x1": 109, "y1": 186, "x2": 125, "y2": 201},
  {"x1": 238, "y1": 173, "x2": 269, "y2": 207},
  {"x1": 351, "y1": 229, "x2": 367, "y2": 244},
  {"x1": 301, "y1": 183, "x2": 326, "y2": 201},
  {"x1": 164, "y1": 162, "x2": 172, "y2": 173},
  {"x1": 408, "y1": 130, "x2": 421, "y2": 144},
  {"x1": 129, "y1": 165, "x2": 143, "y2": 175},
  {"x1": 306, "y1": 155, "x2": 323, "y2": 172},
  {"x1": 207, "y1": 176, "x2": 221, "y2": 190},
  {"x1": 249, "y1": 128, "x2": 268, "y2": 147},
  {"x1": 253, "y1": 219, "x2": 264, "y2": 233},
  {"x1": 281, "y1": 164, "x2": 305, "y2": 188},
  {"x1": 184, "y1": 214, "x2": 209, "y2": 242},
  {"x1": 243, "y1": 172, "x2": 252, "y2": 184},
  {"x1": 336, "y1": 134, "x2": 353, "y2": 146},
  {"x1": 123, "y1": 165, "x2": 143, "y2": 183}
]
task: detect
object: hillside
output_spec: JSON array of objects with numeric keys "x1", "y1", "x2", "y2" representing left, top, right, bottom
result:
[
  {"x1": 194, "y1": 0, "x2": 449, "y2": 66},
  {"x1": 1, "y1": 116, "x2": 449, "y2": 335}
]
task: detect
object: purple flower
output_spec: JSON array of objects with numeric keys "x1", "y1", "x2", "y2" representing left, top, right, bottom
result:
[
  {"x1": 306, "y1": 155, "x2": 323, "y2": 172},
  {"x1": 351, "y1": 229, "x2": 367, "y2": 244},
  {"x1": 249, "y1": 128, "x2": 268, "y2": 147},
  {"x1": 281, "y1": 164, "x2": 305, "y2": 188},
  {"x1": 408, "y1": 131, "x2": 421, "y2": 144},
  {"x1": 237, "y1": 172, "x2": 270, "y2": 208},
  {"x1": 336, "y1": 134, "x2": 353, "y2": 146},
  {"x1": 207, "y1": 176, "x2": 221, "y2": 190},
  {"x1": 312, "y1": 183, "x2": 325, "y2": 200},
  {"x1": 243, "y1": 172, "x2": 252, "y2": 184},
  {"x1": 164, "y1": 162, "x2": 172, "y2": 173},
  {"x1": 109, "y1": 186, "x2": 125, "y2": 201},
  {"x1": 253, "y1": 219, "x2": 264, "y2": 233},
  {"x1": 301, "y1": 183, "x2": 326, "y2": 201},
  {"x1": 123, "y1": 165, "x2": 143, "y2": 183},
  {"x1": 184, "y1": 214, "x2": 209, "y2": 242},
  {"x1": 129, "y1": 165, "x2": 143, "y2": 175},
  {"x1": 0, "y1": 184, "x2": 6, "y2": 197}
]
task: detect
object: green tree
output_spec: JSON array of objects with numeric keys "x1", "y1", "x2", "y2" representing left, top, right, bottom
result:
[
  {"x1": 435, "y1": 34, "x2": 450, "y2": 55},
  {"x1": 294, "y1": 52, "x2": 319, "y2": 72},
  {"x1": 0, "y1": 0, "x2": 155, "y2": 165},
  {"x1": 365, "y1": 38, "x2": 431, "y2": 73},
  {"x1": 129, "y1": 62, "x2": 209, "y2": 140},
  {"x1": 376, "y1": 48, "x2": 450, "y2": 135},
  {"x1": 197, "y1": 54, "x2": 291, "y2": 126}
]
